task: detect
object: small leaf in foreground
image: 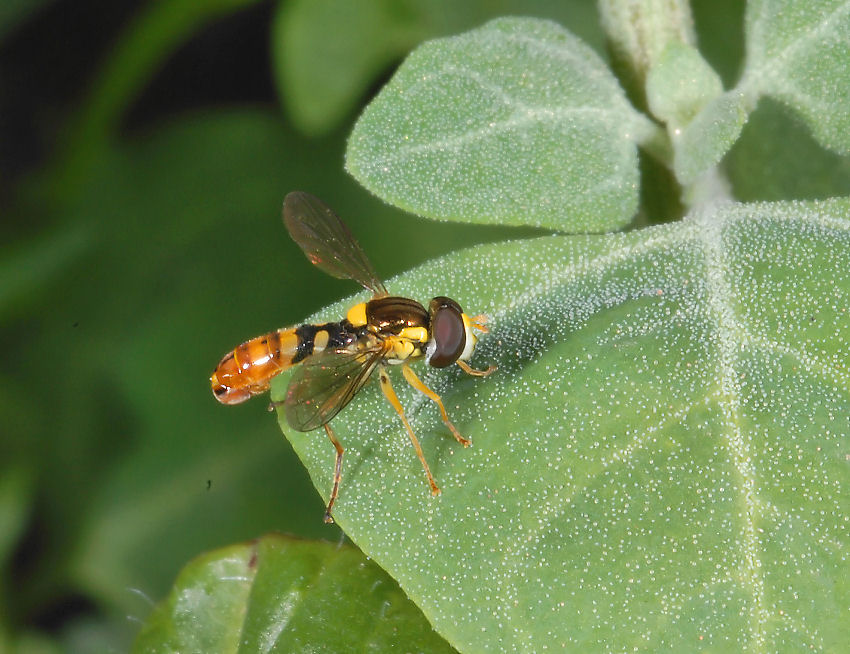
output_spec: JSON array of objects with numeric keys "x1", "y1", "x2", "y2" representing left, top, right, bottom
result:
[
  {"x1": 346, "y1": 16, "x2": 653, "y2": 232},
  {"x1": 133, "y1": 535, "x2": 456, "y2": 653}
]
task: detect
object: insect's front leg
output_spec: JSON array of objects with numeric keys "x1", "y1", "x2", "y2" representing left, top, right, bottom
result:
[
  {"x1": 377, "y1": 365, "x2": 440, "y2": 496},
  {"x1": 456, "y1": 359, "x2": 497, "y2": 377},
  {"x1": 400, "y1": 363, "x2": 470, "y2": 447}
]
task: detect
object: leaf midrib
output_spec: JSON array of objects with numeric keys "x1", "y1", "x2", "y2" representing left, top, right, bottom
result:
[
  {"x1": 357, "y1": 105, "x2": 633, "y2": 170},
  {"x1": 695, "y1": 206, "x2": 769, "y2": 651}
]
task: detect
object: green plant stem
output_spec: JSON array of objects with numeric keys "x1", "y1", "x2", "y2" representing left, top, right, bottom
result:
[{"x1": 682, "y1": 165, "x2": 733, "y2": 210}]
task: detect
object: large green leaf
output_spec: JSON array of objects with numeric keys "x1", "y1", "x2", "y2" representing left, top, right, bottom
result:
[
  {"x1": 740, "y1": 0, "x2": 850, "y2": 155},
  {"x1": 272, "y1": 199, "x2": 849, "y2": 651},
  {"x1": 133, "y1": 535, "x2": 456, "y2": 653},
  {"x1": 346, "y1": 17, "x2": 655, "y2": 232}
]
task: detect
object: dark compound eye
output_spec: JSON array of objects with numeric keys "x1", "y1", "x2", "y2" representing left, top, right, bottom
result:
[{"x1": 428, "y1": 297, "x2": 466, "y2": 368}]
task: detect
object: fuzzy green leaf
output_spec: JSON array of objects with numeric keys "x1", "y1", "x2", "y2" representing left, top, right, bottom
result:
[
  {"x1": 273, "y1": 199, "x2": 850, "y2": 652},
  {"x1": 346, "y1": 17, "x2": 654, "y2": 232},
  {"x1": 644, "y1": 41, "x2": 744, "y2": 185},
  {"x1": 741, "y1": 0, "x2": 850, "y2": 155},
  {"x1": 133, "y1": 535, "x2": 456, "y2": 653}
]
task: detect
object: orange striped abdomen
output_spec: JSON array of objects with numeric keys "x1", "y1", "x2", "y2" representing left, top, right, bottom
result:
[{"x1": 211, "y1": 329, "x2": 300, "y2": 405}]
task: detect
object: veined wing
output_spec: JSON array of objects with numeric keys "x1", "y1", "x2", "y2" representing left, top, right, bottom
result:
[
  {"x1": 283, "y1": 191, "x2": 387, "y2": 296},
  {"x1": 284, "y1": 343, "x2": 387, "y2": 432}
]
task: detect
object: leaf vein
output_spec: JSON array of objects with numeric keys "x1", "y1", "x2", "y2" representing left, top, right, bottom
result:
[{"x1": 360, "y1": 105, "x2": 633, "y2": 171}]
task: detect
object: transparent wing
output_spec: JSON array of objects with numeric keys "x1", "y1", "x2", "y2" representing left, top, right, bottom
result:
[
  {"x1": 284, "y1": 344, "x2": 386, "y2": 432},
  {"x1": 283, "y1": 191, "x2": 387, "y2": 295}
]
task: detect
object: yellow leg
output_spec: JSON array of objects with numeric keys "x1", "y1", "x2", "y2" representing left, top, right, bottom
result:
[
  {"x1": 378, "y1": 366, "x2": 440, "y2": 496},
  {"x1": 456, "y1": 359, "x2": 497, "y2": 377},
  {"x1": 323, "y1": 424, "x2": 344, "y2": 524},
  {"x1": 401, "y1": 364, "x2": 470, "y2": 447}
]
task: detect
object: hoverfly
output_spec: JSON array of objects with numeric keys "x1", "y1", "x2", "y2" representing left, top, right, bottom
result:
[{"x1": 211, "y1": 192, "x2": 493, "y2": 522}]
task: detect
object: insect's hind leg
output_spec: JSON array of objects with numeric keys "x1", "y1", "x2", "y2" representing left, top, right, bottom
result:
[
  {"x1": 401, "y1": 364, "x2": 470, "y2": 447},
  {"x1": 378, "y1": 366, "x2": 440, "y2": 496},
  {"x1": 269, "y1": 402, "x2": 343, "y2": 523},
  {"x1": 323, "y1": 424, "x2": 344, "y2": 524}
]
